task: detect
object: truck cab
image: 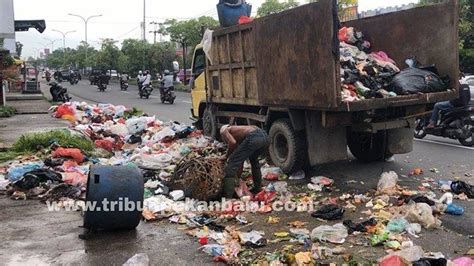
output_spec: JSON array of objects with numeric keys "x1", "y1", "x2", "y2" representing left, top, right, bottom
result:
[{"x1": 190, "y1": 44, "x2": 207, "y2": 120}]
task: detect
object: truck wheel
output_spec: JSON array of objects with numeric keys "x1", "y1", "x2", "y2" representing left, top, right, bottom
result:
[
  {"x1": 203, "y1": 105, "x2": 218, "y2": 139},
  {"x1": 347, "y1": 131, "x2": 393, "y2": 162},
  {"x1": 268, "y1": 119, "x2": 306, "y2": 174}
]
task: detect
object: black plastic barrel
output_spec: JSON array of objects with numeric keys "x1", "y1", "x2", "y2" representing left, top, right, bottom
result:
[{"x1": 83, "y1": 165, "x2": 144, "y2": 231}]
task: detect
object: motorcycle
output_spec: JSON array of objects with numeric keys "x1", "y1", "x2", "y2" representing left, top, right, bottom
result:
[
  {"x1": 97, "y1": 81, "x2": 107, "y2": 92},
  {"x1": 160, "y1": 85, "x2": 176, "y2": 104},
  {"x1": 69, "y1": 76, "x2": 79, "y2": 85},
  {"x1": 49, "y1": 83, "x2": 71, "y2": 103},
  {"x1": 139, "y1": 84, "x2": 153, "y2": 99},
  {"x1": 120, "y1": 81, "x2": 129, "y2": 91},
  {"x1": 415, "y1": 106, "x2": 474, "y2": 147}
]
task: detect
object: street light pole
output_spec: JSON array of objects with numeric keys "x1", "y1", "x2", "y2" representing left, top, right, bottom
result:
[
  {"x1": 43, "y1": 38, "x2": 61, "y2": 52},
  {"x1": 68, "y1": 13, "x2": 102, "y2": 72},
  {"x1": 52, "y1": 29, "x2": 76, "y2": 67},
  {"x1": 143, "y1": 0, "x2": 146, "y2": 41}
]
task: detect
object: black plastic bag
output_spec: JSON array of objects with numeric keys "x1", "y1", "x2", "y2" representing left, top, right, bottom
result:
[
  {"x1": 13, "y1": 169, "x2": 63, "y2": 190},
  {"x1": 413, "y1": 258, "x2": 447, "y2": 266},
  {"x1": 311, "y1": 204, "x2": 344, "y2": 220},
  {"x1": 389, "y1": 67, "x2": 449, "y2": 95},
  {"x1": 343, "y1": 218, "x2": 377, "y2": 234},
  {"x1": 450, "y1": 181, "x2": 474, "y2": 199}
]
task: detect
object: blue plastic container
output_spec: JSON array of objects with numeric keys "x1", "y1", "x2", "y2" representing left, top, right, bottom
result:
[
  {"x1": 217, "y1": 3, "x2": 252, "y2": 28},
  {"x1": 83, "y1": 165, "x2": 144, "y2": 231}
]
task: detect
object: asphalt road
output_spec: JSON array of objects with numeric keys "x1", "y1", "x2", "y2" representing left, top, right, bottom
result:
[
  {"x1": 64, "y1": 79, "x2": 193, "y2": 123},
  {"x1": 6, "y1": 79, "x2": 471, "y2": 265}
]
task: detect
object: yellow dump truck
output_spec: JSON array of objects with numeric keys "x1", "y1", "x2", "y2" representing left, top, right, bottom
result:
[{"x1": 190, "y1": 0, "x2": 459, "y2": 173}]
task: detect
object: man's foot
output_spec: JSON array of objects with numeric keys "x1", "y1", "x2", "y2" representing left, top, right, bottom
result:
[{"x1": 426, "y1": 122, "x2": 436, "y2": 129}]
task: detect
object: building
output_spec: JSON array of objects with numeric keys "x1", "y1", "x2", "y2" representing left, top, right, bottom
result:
[{"x1": 0, "y1": 0, "x2": 16, "y2": 55}]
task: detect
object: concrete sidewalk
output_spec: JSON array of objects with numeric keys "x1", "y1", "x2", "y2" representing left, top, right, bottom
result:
[{"x1": 0, "y1": 91, "x2": 68, "y2": 148}]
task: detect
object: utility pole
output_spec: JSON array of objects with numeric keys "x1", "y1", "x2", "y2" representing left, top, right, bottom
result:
[
  {"x1": 181, "y1": 40, "x2": 187, "y2": 85},
  {"x1": 52, "y1": 29, "x2": 76, "y2": 67},
  {"x1": 149, "y1": 21, "x2": 160, "y2": 44},
  {"x1": 68, "y1": 13, "x2": 102, "y2": 72},
  {"x1": 142, "y1": 0, "x2": 146, "y2": 41}
]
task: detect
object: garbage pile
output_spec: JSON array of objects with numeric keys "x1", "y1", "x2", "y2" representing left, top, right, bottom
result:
[
  {"x1": 339, "y1": 27, "x2": 449, "y2": 102},
  {"x1": 1, "y1": 101, "x2": 225, "y2": 203},
  {"x1": 0, "y1": 101, "x2": 471, "y2": 264},
  {"x1": 141, "y1": 165, "x2": 472, "y2": 264}
]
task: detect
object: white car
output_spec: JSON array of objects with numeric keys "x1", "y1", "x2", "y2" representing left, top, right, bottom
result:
[{"x1": 106, "y1": 70, "x2": 119, "y2": 78}]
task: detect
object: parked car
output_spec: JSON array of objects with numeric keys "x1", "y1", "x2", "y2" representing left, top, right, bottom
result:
[{"x1": 106, "y1": 70, "x2": 119, "y2": 78}]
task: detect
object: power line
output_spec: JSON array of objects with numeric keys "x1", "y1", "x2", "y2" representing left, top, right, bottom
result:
[{"x1": 115, "y1": 25, "x2": 141, "y2": 40}]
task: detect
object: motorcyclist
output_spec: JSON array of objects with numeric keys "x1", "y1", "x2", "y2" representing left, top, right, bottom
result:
[
  {"x1": 427, "y1": 82, "x2": 471, "y2": 128},
  {"x1": 49, "y1": 82, "x2": 62, "y2": 101},
  {"x1": 161, "y1": 69, "x2": 174, "y2": 96},
  {"x1": 137, "y1": 70, "x2": 144, "y2": 91},
  {"x1": 142, "y1": 70, "x2": 152, "y2": 88},
  {"x1": 120, "y1": 72, "x2": 129, "y2": 85}
]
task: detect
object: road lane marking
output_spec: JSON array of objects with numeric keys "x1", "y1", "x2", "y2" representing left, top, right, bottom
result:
[
  {"x1": 182, "y1": 100, "x2": 192, "y2": 104},
  {"x1": 122, "y1": 91, "x2": 130, "y2": 94},
  {"x1": 415, "y1": 139, "x2": 474, "y2": 150}
]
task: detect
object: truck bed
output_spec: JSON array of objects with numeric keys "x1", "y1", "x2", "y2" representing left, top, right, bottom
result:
[{"x1": 206, "y1": 0, "x2": 459, "y2": 112}]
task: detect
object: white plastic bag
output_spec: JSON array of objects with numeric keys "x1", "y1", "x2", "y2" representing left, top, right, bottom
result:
[
  {"x1": 311, "y1": 223, "x2": 348, "y2": 244},
  {"x1": 201, "y1": 29, "x2": 214, "y2": 65}
]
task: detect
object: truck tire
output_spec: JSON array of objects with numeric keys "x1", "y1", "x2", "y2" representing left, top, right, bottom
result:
[
  {"x1": 203, "y1": 105, "x2": 218, "y2": 139},
  {"x1": 347, "y1": 131, "x2": 393, "y2": 162},
  {"x1": 268, "y1": 119, "x2": 306, "y2": 174}
]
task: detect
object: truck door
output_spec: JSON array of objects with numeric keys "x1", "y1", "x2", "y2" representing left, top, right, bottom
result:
[{"x1": 191, "y1": 47, "x2": 206, "y2": 118}]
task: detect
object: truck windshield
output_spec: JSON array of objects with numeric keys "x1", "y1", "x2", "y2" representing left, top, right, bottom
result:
[{"x1": 192, "y1": 49, "x2": 205, "y2": 76}]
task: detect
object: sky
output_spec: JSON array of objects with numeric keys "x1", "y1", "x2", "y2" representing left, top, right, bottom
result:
[{"x1": 13, "y1": 0, "x2": 418, "y2": 58}]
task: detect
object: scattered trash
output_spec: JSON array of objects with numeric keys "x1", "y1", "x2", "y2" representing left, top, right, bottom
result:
[
  {"x1": 400, "y1": 194, "x2": 435, "y2": 206},
  {"x1": 311, "y1": 204, "x2": 345, "y2": 220},
  {"x1": 343, "y1": 218, "x2": 377, "y2": 234},
  {"x1": 6, "y1": 163, "x2": 44, "y2": 182},
  {"x1": 267, "y1": 216, "x2": 280, "y2": 224},
  {"x1": 444, "y1": 203, "x2": 464, "y2": 215},
  {"x1": 452, "y1": 256, "x2": 474, "y2": 266},
  {"x1": 370, "y1": 231, "x2": 390, "y2": 246},
  {"x1": 385, "y1": 246, "x2": 425, "y2": 263},
  {"x1": 294, "y1": 252, "x2": 312, "y2": 265},
  {"x1": 413, "y1": 258, "x2": 447, "y2": 266},
  {"x1": 239, "y1": 231, "x2": 267, "y2": 248},
  {"x1": 429, "y1": 168, "x2": 440, "y2": 174},
  {"x1": 169, "y1": 190, "x2": 184, "y2": 201},
  {"x1": 380, "y1": 255, "x2": 410, "y2": 266},
  {"x1": 405, "y1": 223, "x2": 422, "y2": 238},
  {"x1": 311, "y1": 223, "x2": 348, "y2": 244},
  {"x1": 123, "y1": 253, "x2": 149, "y2": 266},
  {"x1": 450, "y1": 181, "x2": 474, "y2": 199},
  {"x1": 387, "y1": 218, "x2": 408, "y2": 233},
  {"x1": 377, "y1": 171, "x2": 398, "y2": 194},
  {"x1": 289, "y1": 170, "x2": 305, "y2": 180},
  {"x1": 404, "y1": 203, "x2": 441, "y2": 229},
  {"x1": 409, "y1": 168, "x2": 424, "y2": 176}
]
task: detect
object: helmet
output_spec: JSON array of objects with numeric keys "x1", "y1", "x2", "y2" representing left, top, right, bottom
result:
[
  {"x1": 138, "y1": 71, "x2": 143, "y2": 74},
  {"x1": 164, "y1": 70, "x2": 170, "y2": 75}
]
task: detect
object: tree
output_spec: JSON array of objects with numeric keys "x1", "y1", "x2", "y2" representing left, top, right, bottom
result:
[
  {"x1": 164, "y1": 16, "x2": 219, "y2": 48},
  {"x1": 96, "y1": 39, "x2": 120, "y2": 71},
  {"x1": 15, "y1": 41, "x2": 23, "y2": 57},
  {"x1": 419, "y1": 0, "x2": 473, "y2": 72},
  {"x1": 257, "y1": 0, "x2": 299, "y2": 17},
  {"x1": 307, "y1": 0, "x2": 358, "y2": 17}
]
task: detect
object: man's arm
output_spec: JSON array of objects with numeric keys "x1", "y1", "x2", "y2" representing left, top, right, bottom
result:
[{"x1": 222, "y1": 129, "x2": 237, "y2": 157}]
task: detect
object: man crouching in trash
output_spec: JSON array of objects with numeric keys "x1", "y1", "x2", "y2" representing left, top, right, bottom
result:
[{"x1": 220, "y1": 124, "x2": 270, "y2": 198}]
